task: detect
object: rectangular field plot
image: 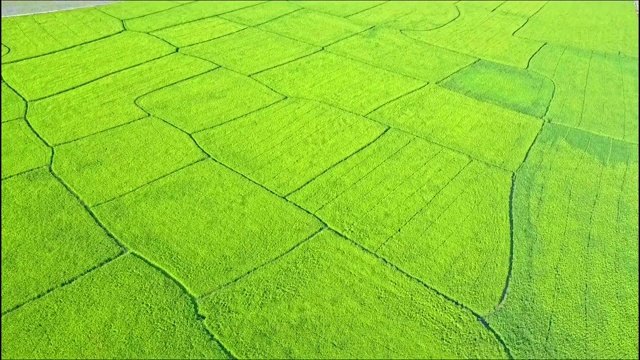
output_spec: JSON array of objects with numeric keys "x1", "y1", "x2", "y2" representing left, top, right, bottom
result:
[
  {"x1": 124, "y1": 1, "x2": 261, "y2": 33},
  {"x1": 100, "y1": 1, "x2": 184, "y2": 20},
  {"x1": 94, "y1": 160, "x2": 323, "y2": 297},
  {"x1": 53, "y1": 118, "x2": 205, "y2": 206},
  {"x1": 327, "y1": 27, "x2": 476, "y2": 82},
  {"x1": 368, "y1": 85, "x2": 542, "y2": 171},
  {"x1": 1, "y1": 8, "x2": 122, "y2": 63},
  {"x1": 292, "y1": 1, "x2": 382, "y2": 17},
  {"x1": 514, "y1": 1, "x2": 638, "y2": 57},
  {"x1": 151, "y1": 17, "x2": 246, "y2": 47},
  {"x1": 28, "y1": 53, "x2": 216, "y2": 145},
  {"x1": 137, "y1": 69, "x2": 283, "y2": 133},
  {"x1": 1, "y1": 120, "x2": 51, "y2": 179},
  {"x1": 348, "y1": 1, "x2": 459, "y2": 30},
  {"x1": 253, "y1": 52, "x2": 424, "y2": 115},
  {"x1": 530, "y1": 45, "x2": 639, "y2": 143},
  {"x1": 1, "y1": 255, "x2": 228, "y2": 359},
  {"x1": 259, "y1": 9, "x2": 369, "y2": 47},
  {"x1": 1, "y1": 82, "x2": 26, "y2": 122},
  {"x1": 3, "y1": 32, "x2": 175, "y2": 100},
  {"x1": 194, "y1": 98, "x2": 386, "y2": 195},
  {"x1": 404, "y1": 3, "x2": 544, "y2": 69},
  {"x1": 181, "y1": 27, "x2": 319, "y2": 75},
  {"x1": 290, "y1": 129, "x2": 511, "y2": 313},
  {"x1": 493, "y1": 1, "x2": 548, "y2": 18},
  {"x1": 1, "y1": 169, "x2": 122, "y2": 313},
  {"x1": 490, "y1": 124, "x2": 639, "y2": 359},
  {"x1": 440, "y1": 60, "x2": 554, "y2": 118},
  {"x1": 200, "y1": 230, "x2": 507, "y2": 359},
  {"x1": 220, "y1": 1, "x2": 301, "y2": 26}
]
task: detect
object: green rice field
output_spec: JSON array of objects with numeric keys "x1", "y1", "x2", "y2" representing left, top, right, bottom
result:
[{"x1": 1, "y1": 1, "x2": 638, "y2": 359}]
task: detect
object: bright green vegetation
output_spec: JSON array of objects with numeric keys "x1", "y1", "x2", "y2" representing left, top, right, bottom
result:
[
  {"x1": 0, "y1": 8, "x2": 122, "y2": 63},
  {"x1": 52, "y1": 118, "x2": 205, "y2": 206},
  {"x1": 2, "y1": 254, "x2": 228, "y2": 359},
  {"x1": 327, "y1": 27, "x2": 476, "y2": 82},
  {"x1": 368, "y1": 85, "x2": 542, "y2": 171},
  {"x1": 489, "y1": 124, "x2": 639, "y2": 359},
  {"x1": 200, "y1": 230, "x2": 507, "y2": 359},
  {"x1": 493, "y1": 1, "x2": 547, "y2": 18},
  {"x1": 138, "y1": 69, "x2": 283, "y2": 133},
  {"x1": 441, "y1": 60, "x2": 554, "y2": 118},
  {"x1": 348, "y1": 1, "x2": 458, "y2": 30},
  {"x1": 259, "y1": 9, "x2": 369, "y2": 47},
  {"x1": 404, "y1": 2, "x2": 544, "y2": 69},
  {"x1": 292, "y1": 1, "x2": 382, "y2": 17},
  {"x1": 100, "y1": 1, "x2": 184, "y2": 20},
  {"x1": 152, "y1": 17, "x2": 246, "y2": 47},
  {"x1": 1, "y1": 82, "x2": 25, "y2": 122},
  {"x1": 2, "y1": 1, "x2": 638, "y2": 359},
  {"x1": 1, "y1": 169, "x2": 122, "y2": 313},
  {"x1": 290, "y1": 130, "x2": 510, "y2": 314},
  {"x1": 254, "y1": 52, "x2": 424, "y2": 115},
  {"x1": 220, "y1": 1, "x2": 300, "y2": 26},
  {"x1": 181, "y1": 27, "x2": 319, "y2": 75},
  {"x1": 28, "y1": 53, "x2": 216, "y2": 145},
  {"x1": 124, "y1": 1, "x2": 261, "y2": 33},
  {"x1": 530, "y1": 44, "x2": 639, "y2": 143},
  {"x1": 3, "y1": 32, "x2": 174, "y2": 100},
  {"x1": 515, "y1": 1, "x2": 639, "y2": 57},
  {"x1": 194, "y1": 98, "x2": 386, "y2": 195},
  {"x1": 1, "y1": 120, "x2": 51, "y2": 179},
  {"x1": 94, "y1": 160, "x2": 322, "y2": 296}
]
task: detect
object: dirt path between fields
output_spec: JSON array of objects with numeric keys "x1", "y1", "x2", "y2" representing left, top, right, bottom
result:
[{"x1": 1, "y1": 1, "x2": 117, "y2": 18}]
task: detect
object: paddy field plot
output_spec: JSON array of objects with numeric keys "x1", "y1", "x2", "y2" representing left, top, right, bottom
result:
[{"x1": 1, "y1": 1, "x2": 638, "y2": 359}]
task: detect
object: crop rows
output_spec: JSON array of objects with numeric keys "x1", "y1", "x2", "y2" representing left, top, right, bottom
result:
[{"x1": 1, "y1": 1, "x2": 638, "y2": 359}]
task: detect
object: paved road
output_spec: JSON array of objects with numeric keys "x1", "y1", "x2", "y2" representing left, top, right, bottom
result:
[{"x1": 1, "y1": 1, "x2": 116, "y2": 17}]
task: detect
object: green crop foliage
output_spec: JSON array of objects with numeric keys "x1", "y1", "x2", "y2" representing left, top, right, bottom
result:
[
  {"x1": 1, "y1": 169, "x2": 122, "y2": 313},
  {"x1": 1, "y1": 254, "x2": 228, "y2": 359},
  {"x1": 200, "y1": 230, "x2": 507, "y2": 359},
  {"x1": 327, "y1": 27, "x2": 476, "y2": 82},
  {"x1": 181, "y1": 27, "x2": 319, "y2": 75},
  {"x1": 348, "y1": 1, "x2": 458, "y2": 30},
  {"x1": 493, "y1": 1, "x2": 548, "y2": 18},
  {"x1": 94, "y1": 160, "x2": 323, "y2": 296},
  {"x1": 441, "y1": 60, "x2": 554, "y2": 118},
  {"x1": 1, "y1": 82, "x2": 25, "y2": 122},
  {"x1": 1, "y1": 120, "x2": 51, "y2": 179},
  {"x1": 152, "y1": 17, "x2": 246, "y2": 47},
  {"x1": 254, "y1": 52, "x2": 424, "y2": 115},
  {"x1": 489, "y1": 124, "x2": 639, "y2": 359},
  {"x1": 515, "y1": 1, "x2": 639, "y2": 57},
  {"x1": 100, "y1": 1, "x2": 184, "y2": 20},
  {"x1": 1, "y1": 8, "x2": 122, "y2": 63},
  {"x1": 138, "y1": 69, "x2": 283, "y2": 133},
  {"x1": 292, "y1": 1, "x2": 382, "y2": 17},
  {"x1": 1, "y1": 44, "x2": 9, "y2": 56},
  {"x1": 3, "y1": 32, "x2": 175, "y2": 100},
  {"x1": 530, "y1": 44, "x2": 639, "y2": 143},
  {"x1": 53, "y1": 118, "x2": 205, "y2": 206},
  {"x1": 259, "y1": 9, "x2": 369, "y2": 47},
  {"x1": 404, "y1": 2, "x2": 544, "y2": 69},
  {"x1": 368, "y1": 85, "x2": 542, "y2": 171},
  {"x1": 290, "y1": 129, "x2": 510, "y2": 313},
  {"x1": 124, "y1": 1, "x2": 261, "y2": 33},
  {"x1": 219, "y1": 1, "x2": 301, "y2": 26},
  {"x1": 28, "y1": 53, "x2": 216, "y2": 145},
  {"x1": 194, "y1": 98, "x2": 386, "y2": 195}
]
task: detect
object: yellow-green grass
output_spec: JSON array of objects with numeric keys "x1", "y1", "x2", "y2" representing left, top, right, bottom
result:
[
  {"x1": 489, "y1": 124, "x2": 639, "y2": 359},
  {"x1": 28, "y1": 53, "x2": 216, "y2": 145},
  {"x1": 219, "y1": 1, "x2": 300, "y2": 26},
  {"x1": 137, "y1": 68, "x2": 284, "y2": 133},
  {"x1": 2, "y1": 254, "x2": 228, "y2": 359},
  {"x1": 347, "y1": 1, "x2": 458, "y2": 30},
  {"x1": 194, "y1": 98, "x2": 386, "y2": 195},
  {"x1": 2, "y1": 169, "x2": 122, "y2": 313},
  {"x1": 1, "y1": 82, "x2": 25, "y2": 122},
  {"x1": 200, "y1": 230, "x2": 508, "y2": 359},
  {"x1": 1, "y1": 120, "x2": 51, "y2": 179},
  {"x1": 94, "y1": 160, "x2": 323, "y2": 297}
]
